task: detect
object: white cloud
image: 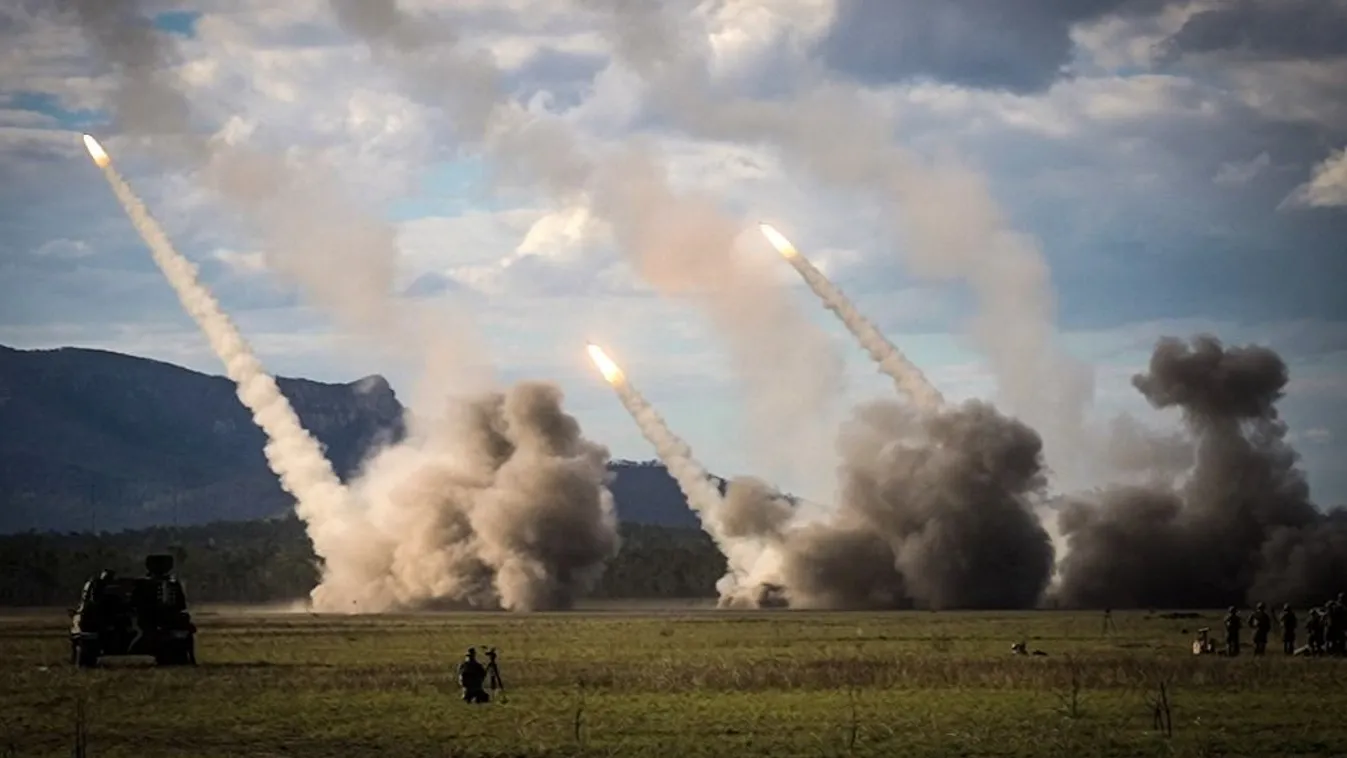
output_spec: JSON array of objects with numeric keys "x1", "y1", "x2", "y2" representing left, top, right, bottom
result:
[
  {"x1": 32, "y1": 237, "x2": 93, "y2": 259},
  {"x1": 210, "y1": 248, "x2": 268, "y2": 275},
  {"x1": 1214, "y1": 151, "x2": 1271, "y2": 186},
  {"x1": 1283, "y1": 147, "x2": 1347, "y2": 208},
  {"x1": 3, "y1": 0, "x2": 1347, "y2": 506}
]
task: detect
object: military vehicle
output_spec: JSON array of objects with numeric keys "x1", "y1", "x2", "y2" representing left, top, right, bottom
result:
[{"x1": 68, "y1": 554, "x2": 197, "y2": 668}]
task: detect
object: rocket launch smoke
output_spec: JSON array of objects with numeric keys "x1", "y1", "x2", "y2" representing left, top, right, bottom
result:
[
  {"x1": 1052, "y1": 335, "x2": 1347, "y2": 609},
  {"x1": 70, "y1": 3, "x2": 621, "y2": 613},
  {"x1": 324, "y1": 382, "x2": 621, "y2": 612},
  {"x1": 572, "y1": 1, "x2": 1097, "y2": 488},
  {"x1": 759, "y1": 224, "x2": 944, "y2": 412},
  {"x1": 85, "y1": 135, "x2": 619, "y2": 613},
  {"x1": 80, "y1": 136, "x2": 371, "y2": 598},
  {"x1": 330, "y1": 0, "x2": 1059, "y2": 610},
  {"x1": 717, "y1": 398, "x2": 1055, "y2": 610},
  {"x1": 586, "y1": 344, "x2": 766, "y2": 596},
  {"x1": 327, "y1": 0, "x2": 847, "y2": 490}
]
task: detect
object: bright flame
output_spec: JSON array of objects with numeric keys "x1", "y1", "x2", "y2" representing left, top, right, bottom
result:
[
  {"x1": 758, "y1": 222, "x2": 798, "y2": 258},
  {"x1": 586, "y1": 343, "x2": 625, "y2": 385},
  {"x1": 82, "y1": 134, "x2": 110, "y2": 167}
]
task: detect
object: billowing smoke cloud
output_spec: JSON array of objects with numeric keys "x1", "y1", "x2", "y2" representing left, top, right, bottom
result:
[
  {"x1": 760, "y1": 224, "x2": 944, "y2": 411},
  {"x1": 81, "y1": 137, "x2": 377, "y2": 599},
  {"x1": 571, "y1": 1, "x2": 1098, "y2": 489},
  {"x1": 720, "y1": 398, "x2": 1055, "y2": 610},
  {"x1": 327, "y1": 0, "x2": 848, "y2": 492},
  {"x1": 72, "y1": 2, "x2": 620, "y2": 613},
  {"x1": 1053, "y1": 335, "x2": 1347, "y2": 608},
  {"x1": 318, "y1": 382, "x2": 621, "y2": 612}
]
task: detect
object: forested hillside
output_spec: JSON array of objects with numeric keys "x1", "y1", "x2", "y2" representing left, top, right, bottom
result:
[{"x1": 0, "y1": 517, "x2": 727, "y2": 605}]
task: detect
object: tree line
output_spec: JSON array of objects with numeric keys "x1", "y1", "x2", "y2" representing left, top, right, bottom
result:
[{"x1": 0, "y1": 517, "x2": 727, "y2": 606}]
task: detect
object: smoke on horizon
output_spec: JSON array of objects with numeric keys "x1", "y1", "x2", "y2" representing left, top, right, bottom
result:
[
  {"x1": 318, "y1": 381, "x2": 621, "y2": 612},
  {"x1": 1052, "y1": 335, "x2": 1347, "y2": 609},
  {"x1": 718, "y1": 398, "x2": 1055, "y2": 610}
]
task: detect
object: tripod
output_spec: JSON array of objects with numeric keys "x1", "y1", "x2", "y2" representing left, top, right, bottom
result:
[{"x1": 485, "y1": 649, "x2": 507, "y2": 703}]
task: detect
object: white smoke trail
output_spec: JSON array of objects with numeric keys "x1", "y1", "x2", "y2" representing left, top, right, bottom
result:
[
  {"x1": 759, "y1": 223, "x2": 944, "y2": 412},
  {"x1": 81, "y1": 135, "x2": 386, "y2": 607},
  {"x1": 585, "y1": 343, "x2": 758, "y2": 593}
]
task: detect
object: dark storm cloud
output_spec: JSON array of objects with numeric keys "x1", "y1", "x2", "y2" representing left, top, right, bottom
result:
[
  {"x1": 1160, "y1": 0, "x2": 1347, "y2": 62},
  {"x1": 814, "y1": 0, "x2": 1164, "y2": 93}
]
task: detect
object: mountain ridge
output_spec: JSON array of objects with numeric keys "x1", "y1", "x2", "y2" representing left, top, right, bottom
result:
[{"x1": 0, "y1": 343, "x2": 703, "y2": 533}]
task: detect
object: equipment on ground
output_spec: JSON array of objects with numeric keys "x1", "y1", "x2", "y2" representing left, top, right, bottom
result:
[
  {"x1": 1192, "y1": 627, "x2": 1217, "y2": 655},
  {"x1": 68, "y1": 554, "x2": 197, "y2": 668},
  {"x1": 485, "y1": 647, "x2": 507, "y2": 702}
]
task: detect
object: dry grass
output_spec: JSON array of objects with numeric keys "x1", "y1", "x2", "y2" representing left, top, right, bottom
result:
[{"x1": 1, "y1": 608, "x2": 1344, "y2": 757}]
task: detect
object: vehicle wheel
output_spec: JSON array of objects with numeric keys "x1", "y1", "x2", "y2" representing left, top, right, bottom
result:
[{"x1": 75, "y1": 641, "x2": 98, "y2": 669}]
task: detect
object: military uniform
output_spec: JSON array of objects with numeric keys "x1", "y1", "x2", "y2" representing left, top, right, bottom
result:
[
  {"x1": 1279, "y1": 605, "x2": 1297, "y2": 655},
  {"x1": 1306, "y1": 609, "x2": 1325, "y2": 655},
  {"x1": 458, "y1": 648, "x2": 490, "y2": 704},
  {"x1": 1223, "y1": 607, "x2": 1242, "y2": 656},
  {"x1": 1328, "y1": 599, "x2": 1346, "y2": 656},
  {"x1": 1248, "y1": 603, "x2": 1271, "y2": 656}
]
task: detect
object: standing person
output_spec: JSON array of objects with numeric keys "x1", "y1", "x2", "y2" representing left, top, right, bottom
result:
[
  {"x1": 1224, "y1": 606, "x2": 1242, "y2": 657},
  {"x1": 1328, "y1": 597, "x2": 1346, "y2": 656},
  {"x1": 1279, "y1": 604, "x2": 1298, "y2": 655},
  {"x1": 1306, "y1": 608, "x2": 1325, "y2": 655},
  {"x1": 457, "y1": 648, "x2": 490, "y2": 704},
  {"x1": 1249, "y1": 603, "x2": 1271, "y2": 656}
]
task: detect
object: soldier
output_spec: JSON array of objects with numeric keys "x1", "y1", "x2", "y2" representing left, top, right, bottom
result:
[
  {"x1": 1248, "y1": 602, "x2": 1271, "y2": 656},
  {"x1": 457, "y1": 647, "x2": 490, "y2": 704},
  {"x1": 1223, "y1": 606, "x2": 1242, "y2": 656},
  {"x1": 1328, "y1": 597, "x2": 1346, "y2": 656},
  {"x1": 1306, "y1": 608, "x2": 1325, "y2": 655},
  {"x1": 1279, "y1": 604, "x2": 1297, "y2": 655}
]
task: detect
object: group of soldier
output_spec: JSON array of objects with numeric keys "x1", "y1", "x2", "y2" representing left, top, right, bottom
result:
[{"x1": 1222, "y1": 593, "x2": 1347, "y2": 657}]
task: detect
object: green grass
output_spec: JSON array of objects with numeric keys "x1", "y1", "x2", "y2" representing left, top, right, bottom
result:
[{"x1": 2, "y1": 607, "x2": 1344, "y2": 757}]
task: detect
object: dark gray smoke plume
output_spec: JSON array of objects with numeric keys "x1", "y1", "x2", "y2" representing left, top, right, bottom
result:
[
  {"x1": 723, "y1": 399, "x2": 1056, "y2": 610},
  {"x1": 1054, "y1": 335, "x2": 1347, "y2": 609}
]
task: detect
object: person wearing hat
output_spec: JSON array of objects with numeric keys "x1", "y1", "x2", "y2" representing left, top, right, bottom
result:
[{"x1": 457, "y1": 647, "x2": 490, "y2": 703}]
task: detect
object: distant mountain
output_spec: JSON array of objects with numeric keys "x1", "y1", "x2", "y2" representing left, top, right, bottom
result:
[{"x1": 0, "y1": 344, "x2": 701, "y2": 534}]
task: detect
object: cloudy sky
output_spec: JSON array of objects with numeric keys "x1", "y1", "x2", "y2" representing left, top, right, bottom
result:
[{"x1": 2, "y1": 0, "x2": 1345, "y2": 506}]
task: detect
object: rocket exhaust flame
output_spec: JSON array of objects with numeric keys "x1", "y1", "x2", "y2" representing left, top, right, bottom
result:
[
  {"x1": 758, "y1": 223, "x2": 799, "y2": 259},
  {"x1": 586, "y1": 343, "x2": 624, "y2": 385},
  {"x1": 80, "y1": 136, "x2": 371, "y2": 606},
  {"x1": 82, "y1": 134, "x2": 110, "y2": 167},
  {"x1": 758, "y1": 223, "x2": 944, "y2": 412}
]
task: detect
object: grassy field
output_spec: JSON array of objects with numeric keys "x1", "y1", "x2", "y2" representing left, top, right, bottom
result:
[{"x1": 2, "y1": 605, "x2": 1344, "y2": 757}]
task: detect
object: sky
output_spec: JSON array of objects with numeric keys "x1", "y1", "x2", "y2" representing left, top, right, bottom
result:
[{"x1": 2, "y1": 0, "x2": 1346, "y2": 507}]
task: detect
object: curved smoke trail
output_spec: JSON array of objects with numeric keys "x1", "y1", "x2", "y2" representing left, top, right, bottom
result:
[
  {"x1": 759, "y1": 223, "x2": 944, "y2": 412},
  {"x1": 586, "y1": 343, "x2": 764, "y2": 595},
  {"x1": 80, "y1": 135, "x2": 382, "y2": 604}
]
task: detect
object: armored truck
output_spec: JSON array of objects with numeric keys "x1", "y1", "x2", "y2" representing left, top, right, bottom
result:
[{"x1": 69, "y1": 554, "x2": 197, "y2": 667}]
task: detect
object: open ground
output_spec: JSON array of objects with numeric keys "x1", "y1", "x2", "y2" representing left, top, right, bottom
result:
[{"x1": 2, "y1": 607, "x2": 1344, "y2": 757}]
